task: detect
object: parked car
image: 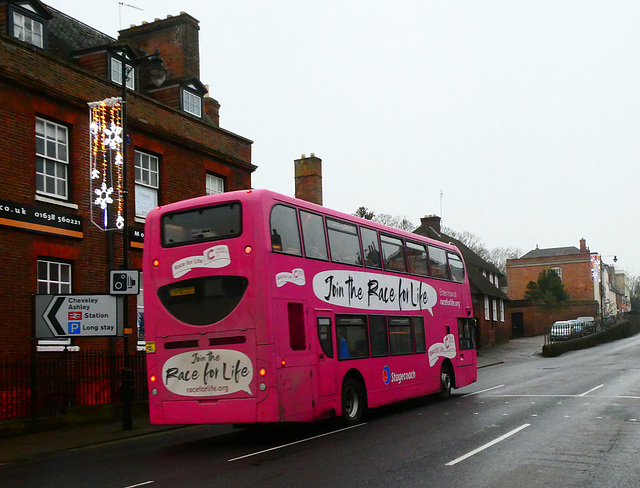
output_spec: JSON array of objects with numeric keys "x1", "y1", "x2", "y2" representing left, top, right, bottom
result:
[
  {"x1": 568, "y1": 319, "x2": 587, "y2": 337},
  {"x1": 577, "y1": 316, "x2": 596, "y2": 333},
  {"x1": 550, "y1": 320, "x2": 573, "y2": 341}
]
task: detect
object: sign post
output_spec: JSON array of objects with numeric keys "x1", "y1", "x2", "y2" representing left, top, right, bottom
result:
[{"x1": 35, "y1": 294, "x2": 120, "y2": 338}]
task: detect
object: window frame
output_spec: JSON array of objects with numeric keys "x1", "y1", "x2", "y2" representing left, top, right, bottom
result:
[
  {"x1": 182, "y1": 88, "x2": 203, "y2": 118},
  {"x1": 12, "y1": 9, "x2": 44, "y2": 48},
  {"x1": 35, "y1": 117, "x2": 69, "y2": 201},
  {"x1": 134, "y1": 150, "x2": 160, "y2": 218},
  {"x1": 37, "y1": 258, "x2": 72, "y2": 350},
  {"x1": 206, "y1": 173, "x2": 225, "y2": 195},
  {"x1": 110, "y1": 51, "x2": 136, "y2": 90},
  {"x1": 549, "y1": 267, "x2": 562, "y2": 281}
]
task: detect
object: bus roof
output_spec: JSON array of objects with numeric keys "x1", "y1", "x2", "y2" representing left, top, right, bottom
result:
[{"x1": 151, "y1": 189, "x2": 462, "y2": 254}]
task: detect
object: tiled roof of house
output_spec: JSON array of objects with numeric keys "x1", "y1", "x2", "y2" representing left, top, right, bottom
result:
[
  {"x1": 45, "y1": 5, "x2": 115, "y2": 60},
  {"x1": 519, "y1": 246, "x2": 581, "y2": 259}
]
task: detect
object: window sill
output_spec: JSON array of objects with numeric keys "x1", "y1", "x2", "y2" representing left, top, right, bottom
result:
[
  {"x1": 35, "y1": 194, "x2": 79, "y2": 210},
  {"x1": 134, "y1": 217, "x2": 146, "y2": 224}
]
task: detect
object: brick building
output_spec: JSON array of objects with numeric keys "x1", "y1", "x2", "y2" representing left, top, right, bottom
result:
[
  {"x1": 505, "y1": 239, "x2": 606, "y2": 335},
  {"x1": 0, "y1": 1, "x2": 254, "y2": 358},
  {"x1": 414, "y1": 216, "x2": 510, "y2": 348}
]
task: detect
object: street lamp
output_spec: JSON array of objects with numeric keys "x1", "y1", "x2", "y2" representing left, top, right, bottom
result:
[{"x1": 116, "y1": 48, "x2": 167, "y2": 430}]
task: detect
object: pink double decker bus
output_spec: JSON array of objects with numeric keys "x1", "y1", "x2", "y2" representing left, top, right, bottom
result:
[{"x1": 143, "y1": 189, "x2": 476, "y2": 426}]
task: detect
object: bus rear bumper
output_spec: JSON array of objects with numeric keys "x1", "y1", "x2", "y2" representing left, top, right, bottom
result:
[{"x1": 149, "y1": 396, "x2": 280, "y2": 425}]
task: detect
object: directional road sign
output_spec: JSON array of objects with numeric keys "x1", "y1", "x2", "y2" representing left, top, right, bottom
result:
[{"x1": 35, "y1": 294, "x2": 121, "y2": 338}]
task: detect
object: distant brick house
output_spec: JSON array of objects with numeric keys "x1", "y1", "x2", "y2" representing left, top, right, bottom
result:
[
  {"x1": 505, "y1": 239, "x2": 603, "y2": 336},
  {"x1": 0, "y1": 0, "x2": 254, "y2": 358},
  {"x1": 414, "y1": 216, "x2": 510, "y2": 348}
]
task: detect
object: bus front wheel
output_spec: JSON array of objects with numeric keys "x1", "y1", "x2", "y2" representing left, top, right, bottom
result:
[
  {"x1": 439, "y1": 364, "x2": 453, "y2": 400},
  {"x1": 341, "y1": 377, "x2": 365, "y2": 425}
]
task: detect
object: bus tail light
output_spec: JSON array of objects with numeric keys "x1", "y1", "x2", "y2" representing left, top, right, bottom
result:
[
  {"x1": 281, "y1": 359, "x2": 286, "y2": 367},
  {"x1": 150, "y1": 374, "x2": 157, "y2": 383},
  {"x1": 259, "y1": 368, "x2": 267, "y2": 377},
  {"x1": 245, "y1": 245, "x2": 253, "y2": 255},
  {"x1": 153, "y1": 259, "x2": 160, "y2": 267}
]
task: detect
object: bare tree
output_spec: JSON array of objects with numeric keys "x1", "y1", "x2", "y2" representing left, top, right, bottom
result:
[{"x1": 353, "y1": 206, "x2": 375, "y2": 220}]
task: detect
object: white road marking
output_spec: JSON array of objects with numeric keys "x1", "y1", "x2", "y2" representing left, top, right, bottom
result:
[
  {"x1": 228, "y1": 424, "x2": 365, "y2": 462},
  {"x1": 461, "y1": 384, "x2": 505, "y2": 397},
  {"x1": 124, "y1": 482, "x2": 154, "y2": 488},
  {"x1": 579, "y1": 384, "x2": 604, "y2": 396},
  {"x1": 446, "y1": 424, "x2": 531, "y2": 466},
  {"x1": 486, "y1": 394, "x2": 640, "y2": 400}
]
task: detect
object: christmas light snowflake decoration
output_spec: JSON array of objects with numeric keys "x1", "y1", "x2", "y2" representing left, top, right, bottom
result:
[
  {"x1": 94, "y1": 182, "x2": 114, "y2": 228},
  {"x1": 102, "y1": 122, "x2": 123, "y2": 150},
  {"x1": 88, "y1": 97, "x2": 124, "y2": 231}
]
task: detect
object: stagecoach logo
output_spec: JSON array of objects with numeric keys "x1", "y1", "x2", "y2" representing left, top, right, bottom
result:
[
  {"x1": 312, "y1": 270, "x2": 439, "y2": 314},
  {"x1": 382, "y1": 365, "x2": 416, "y2": 385},
  {"x1": 275, "y1": 268, "x2": 306, "y2": 288},
  {"x1": 428, "y1": 334, "x2": 456, "y2": 367},
  {"x1": 172, "y1": 245, "x2": 231, "y2": 278},
  {"x1": 162, "y1": 349, "x2": 253, "y2": 397}
]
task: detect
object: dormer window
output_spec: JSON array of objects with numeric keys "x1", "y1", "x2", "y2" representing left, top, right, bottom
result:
[
  {"x1": 182, "y1": 87, "x2": 202, "y2": 118},
  {"x1": 9, "y1": 2, "x2": 49, "y2": 49},
  {"x1": 111, "y1": 51, "x2": 136, "y2": 90}
]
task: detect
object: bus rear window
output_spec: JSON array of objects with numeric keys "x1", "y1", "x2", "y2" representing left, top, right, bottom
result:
[
  {"x1": 158, "y1": 276, "x2": 248, "y2": 326},
  {"x1": 162, "y1": 202, "x2": 241, "y2": 247}
]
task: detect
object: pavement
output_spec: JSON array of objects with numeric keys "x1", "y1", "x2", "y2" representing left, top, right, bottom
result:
[{"x1": 0, "y1": 336, "x2": 546, "y2": 465}]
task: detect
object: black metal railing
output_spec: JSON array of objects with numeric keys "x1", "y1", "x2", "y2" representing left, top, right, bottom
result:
[
  {"x1": 0, "y1": 352, "x2": 147, "y2": 421},
  {"x1": 545, "y1": 316, "x2": 622, "y2": 345}
]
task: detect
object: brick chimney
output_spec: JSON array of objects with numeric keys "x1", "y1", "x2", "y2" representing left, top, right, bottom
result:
[
  {"x1": 204, "y1": 96, "x2": 220, "y2": 126},
  {"x1": 421, "y1": 215, "x2": 441, "y2": 234},
  {"x1": 580, "y1": 238, "x2": 589, "y2": 253},
  {"x1": 118, "y1": 12, "x2": 201, "y2": 80},
  {"x1": 294, "y1": 154, "x2": 322, "y2": 205}
]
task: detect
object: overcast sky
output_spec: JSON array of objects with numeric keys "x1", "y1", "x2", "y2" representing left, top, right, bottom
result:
[{"x1": 47, "y1": 1, "x2": 640, "y2": 277}]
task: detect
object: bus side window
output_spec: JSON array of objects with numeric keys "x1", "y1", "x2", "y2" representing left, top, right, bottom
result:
[
  {"x1": 448, "y1": 252, "x2": 465, "y2": 283},
  {"x1": 317, "y1": 317, "x2": 333, "y2": 358},
  {"x1": 388, "y1": 316, "x2": 413, "y2": 355},
  {"x1": 327, "y1": 219, "x2": 362, "y2": 266},
  {"x1": 406, "y1": 242, "x2": 429, "y2": 276},
  {"x1": 369, "y1": 315, "x2": 389, "y2": 357},
  {"x1": 270, "y1": 205, "x2": 302, "y2": 255},
  {"x1": 428, "y1": 245, "x2": 450, "y2": 280},
  {"x1": 288, "y1": 303, "x2": 306, "y2": 351},
  {"x1": 360, "y1": 227, "x2": 382, "y2": 269},
  {"x1": 336, "y1": 315, "x2": 369, "y2": 359},
  {"x1": 301, "y1": 211, "x2": 329, "y2": 260},
  {"x1": 381, "y1": 235, "x2": 407, "y2": 273}
]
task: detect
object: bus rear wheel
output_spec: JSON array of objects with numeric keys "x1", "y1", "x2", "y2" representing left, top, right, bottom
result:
[
  {"x1": 341, "y1": 377, "x2": 365, "y2": 426},
  {"x1": 439, "y1": 364, "x2": 453, "y2": 400}
]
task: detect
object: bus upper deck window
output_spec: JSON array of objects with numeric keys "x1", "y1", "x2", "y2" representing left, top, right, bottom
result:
[{"x1": 270, "y1": 205, "x2": 302, "y2": 256}]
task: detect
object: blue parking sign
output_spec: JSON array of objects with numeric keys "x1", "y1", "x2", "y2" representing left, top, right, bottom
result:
[{"x1": 68, "y1": 322, "x2": 81, "y2": 334}]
